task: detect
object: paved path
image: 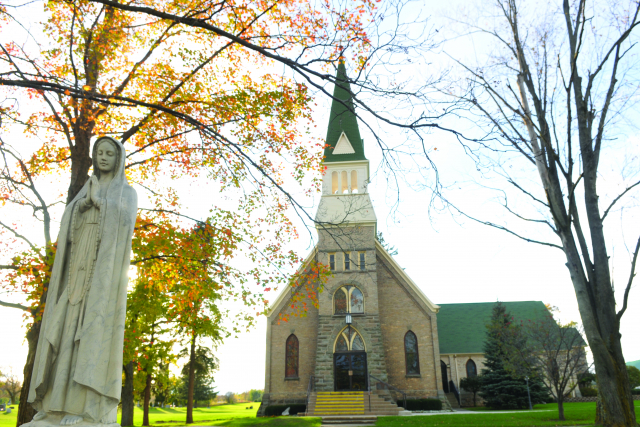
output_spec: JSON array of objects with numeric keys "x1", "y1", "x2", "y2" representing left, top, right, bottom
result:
[{"x1": 387, "y1": 408, "x2": 556, "y2": 416}]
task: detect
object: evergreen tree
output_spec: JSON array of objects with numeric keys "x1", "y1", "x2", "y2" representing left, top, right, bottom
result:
[
  {"x1": 179, "y1": 346, "x2": 218, "y2": 407},
  {"x1": 479, "y1": 302, "x2": 548, "y2": 409}
]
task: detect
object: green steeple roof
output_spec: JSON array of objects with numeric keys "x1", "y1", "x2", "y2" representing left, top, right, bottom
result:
[{"x1": 323, "y1": 62, "x2": 366, "y2": 163}]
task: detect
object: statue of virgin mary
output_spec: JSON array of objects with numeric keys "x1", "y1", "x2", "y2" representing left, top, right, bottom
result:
[{"x1": 26, "y1": 136, "x2": 138, "y2": 427}]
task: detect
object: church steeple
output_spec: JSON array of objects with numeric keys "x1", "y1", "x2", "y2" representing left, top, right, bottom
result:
[
  {"x1": 323, "y1": 62, "x2": 366, "y2": 163},
  {"x1": 315, "y1": 62, "x2": 376, "y2": 230}
]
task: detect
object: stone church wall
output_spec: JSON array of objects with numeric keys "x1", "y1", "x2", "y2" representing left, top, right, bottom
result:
[
  {"x1": 377, "y1": 257, "x2": 441, "y2": 399},
  {"x1": 264, "y1": 298, "x2": 319, "y2": 405},
  {"x1": 313, "y1": 225, "x2": 390, "y2": 391}
]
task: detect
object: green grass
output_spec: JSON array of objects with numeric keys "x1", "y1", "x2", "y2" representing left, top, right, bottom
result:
[
  {"x1": 120, "y1": 404, "x2": 258, "y2": 425},
  {"x1": 375, "y1": 401, "x2": 640, "y2": 427},
  {"x1": 0, "y1": 404, "x2": 322, "y2": 427}
]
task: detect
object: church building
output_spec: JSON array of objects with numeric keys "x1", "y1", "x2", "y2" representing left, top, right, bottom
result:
[{"x1": 257, "y1": 63, "x2": 578, "y2": 416}]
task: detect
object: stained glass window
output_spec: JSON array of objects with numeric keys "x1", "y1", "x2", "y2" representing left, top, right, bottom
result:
[
  {"x1": 334, "y1": 285, "x2": 365, "y2": 314},
  {"x1": 335, "y1": 335, "x2": 349, "y2": 352},
  {"x1": 352, "y1": 334, "x2": 365, "y2": 351},
  {"x1": 334, "y1": 288, "x2": 347, "y2": 314},
  {"x1": 466, "y1": 359, "x2": 477, "y2": 378},
  {"x1": 350, "y1": 288, "x2": 364, "y2": 313},
  {"x1": 285, "y1": 334, "x2": 299, "y2": 378},
  {"x1": 405, "y1": 331, "x2": 420, "y2": 375}
]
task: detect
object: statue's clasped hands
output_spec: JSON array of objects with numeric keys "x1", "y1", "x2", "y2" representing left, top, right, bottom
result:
[{"x1": 82, "y1": 175, "x2": 101, "y2": 209}]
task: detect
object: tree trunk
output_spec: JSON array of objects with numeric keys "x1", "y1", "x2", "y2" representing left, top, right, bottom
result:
[
  {"x1": 558, "y1": 396, "x2": 565, "y2": 421},
  {"x1": 121, "y1": 361, "x2": 135, "y2": 427},
  {"x1": 66, "y1": 137, "x2": 93, "y2": 204},
  {"x1": 186, "y1": 334, "x2": 196, "y2": 424},
  {"x1": 16, "y1": 322, "x2": 40, "y2": 427},
  {"x1": 142, "y1": 370, "x2": 152, "y2": 427}
]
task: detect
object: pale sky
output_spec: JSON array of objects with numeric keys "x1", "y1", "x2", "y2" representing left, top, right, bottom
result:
[{"x1": 1, "y1": 0, "x2": 639, "y2": 397}]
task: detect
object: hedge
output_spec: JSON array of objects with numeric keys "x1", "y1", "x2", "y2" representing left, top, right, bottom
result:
[
  {"x1": 632, "y1": 389, "x2": 640, "y2": 396},
  {"x1": 398, "y1": 399, "x2": 443, "y2": 411},
  {"x1": 264, "y1": 404, "x2": 306, "y2": 416},
  {"x1": 580, "y1": 387, "x2": 598, "y2": 397}
]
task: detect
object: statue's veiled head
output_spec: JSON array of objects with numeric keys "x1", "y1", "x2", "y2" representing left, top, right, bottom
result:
[{"x1": 92, "y1": 137, "x2": 122, "y2": 177}]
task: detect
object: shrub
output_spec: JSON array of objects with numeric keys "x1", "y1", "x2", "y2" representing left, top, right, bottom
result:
[
  {"x1": 581, "y1": 387, "x2": 598, "y2": 397},
  {"x1": 398, "y1": 399, "x2": 442, "y2": 411},
  {"x1": 264, "y1": 404, "x2": 306, "y2": 416},
  {"x1": 631, "y1": 389, "x2": 640, "y2": 396}
]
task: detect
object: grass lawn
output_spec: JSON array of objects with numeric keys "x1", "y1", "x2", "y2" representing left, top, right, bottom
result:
[
  {"x1": 120, "y1": 404, "x2": 259, "y2": 425},
  {"x1": 375, "y1": 401, "x2": 640, "y2": 427},
  {"x1": 1, "y1": 404, "x2": 322, "y2": 427}
]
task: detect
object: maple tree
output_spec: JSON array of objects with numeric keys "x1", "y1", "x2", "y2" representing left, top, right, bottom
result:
[{"x1": 0, "y1": 0, "x2": 384, "y2": 425}]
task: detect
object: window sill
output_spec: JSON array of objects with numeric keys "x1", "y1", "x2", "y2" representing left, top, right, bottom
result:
[
  {"x1": 284, "y1": 377, "x2": 300, "y2": 381},
  {"x1": 332, "y1": 313, "x2": 365, "y2": 317},
  {"x1": 405, "y1": 374, "x2": 421, "y2": 378}
]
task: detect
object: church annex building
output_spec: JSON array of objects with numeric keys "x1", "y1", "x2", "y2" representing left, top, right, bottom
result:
[{"x1": 257, "y1": 63, "x2": 582, "y2": 416}]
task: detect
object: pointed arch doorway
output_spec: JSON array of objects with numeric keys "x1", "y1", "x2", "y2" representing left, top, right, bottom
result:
[{"x1": 333, "y1": 326, "x2": 368, "y2": 391}]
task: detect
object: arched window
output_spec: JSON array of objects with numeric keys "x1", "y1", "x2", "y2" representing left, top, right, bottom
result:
[
  {"x1": 466, "y1": 359, "x2": 477, "y2": 377},
  {"x1": 332, "y1": 171, "x2": 338, "y2": 194},
  {"x1": 351, "y1": 170, "x2": 358, "y2": 193},
  {"x1": 341, "y1": 171, "x2": 349, "y2": 194},
  {"x1": 285, "y1": 334, "x2": 299, "y2": 378},
  {"x1": 333, "y1": 285, "x2": 364, "y2": 314},
  {"x1": 405, "y1": 331, "x2": 420, "y2": 375},
  {"x1": 334, "y1": 327, "x2": 366, "y2": 352}
]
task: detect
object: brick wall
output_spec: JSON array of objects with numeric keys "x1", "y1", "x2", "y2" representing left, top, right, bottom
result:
[
  {"x1": 265, "y1": 298, "x2": 319, "y2": 402},
  {"x1": 377, "y1": 256, "x2": 440, "y2": 399}
]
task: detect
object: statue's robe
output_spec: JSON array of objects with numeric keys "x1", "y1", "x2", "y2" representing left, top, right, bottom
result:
[{"x1": 28, "y1": 138, "x2": 137, "y2": 424}]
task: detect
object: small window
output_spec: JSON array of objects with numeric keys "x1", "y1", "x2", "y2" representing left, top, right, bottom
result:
[
  {"x1": 359, "y1": 252, "x2": 365, "y2": 270},
  {"x1": 334, "y1": 285, "x2": 364, "y2": 314},
  {"x1": 351, "y1": 170, "x2": 358, "y2": 193},
  {"x1": 285, "y1": 334, "x2": 299, "y2": 378},
  {"x1": 341, "y1": 171, "x2": 349, "y2": 194},
  {"x1": 332, "y1": 171, "x2": 338, "y2": 194},
  {"x1": 405, "y1": 331, "x2": 420, "y2": 375},
  {"x1": 344, "y1": 253, "x2": 350, "y2": 270},
  {"x1": 466, "y1": 359, "x2": 477, "y2": 378},
  {"x1": 329, "y1": 253, "x2": 335, "y2": 271}
]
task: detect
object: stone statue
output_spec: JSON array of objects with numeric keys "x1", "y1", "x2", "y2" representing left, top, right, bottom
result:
[{"x1": 26, "y1": 137, "x2": 138, "y2": 427}]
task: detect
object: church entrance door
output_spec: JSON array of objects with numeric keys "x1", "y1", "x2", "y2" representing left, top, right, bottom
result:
[
  {"x1": 441, "y1": 360, "x2": 449, "y2": 393},
  {"x1": 334, "y1": 352, "x2": 368, "y2": 391}
]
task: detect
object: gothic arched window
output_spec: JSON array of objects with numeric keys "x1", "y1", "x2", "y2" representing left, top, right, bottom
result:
[
  {"x1": 333, "y1": 285, "x2": 364, "y2": 314},
  {"x1": 405, "y1": 331, "x2": 420, "y2": 375},
  {"x1": 285, "y1": 334, "x2": 299, "y2": 378},
  {"x1": 466, "y1": 359, "x2": 477, "y2": 378},
  {"x1": 334, "y1": 327, "x2": 366, "y2": 352}
]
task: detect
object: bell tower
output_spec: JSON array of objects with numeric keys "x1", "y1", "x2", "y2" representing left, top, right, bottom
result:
[{"x1": 313, "y1": 62, "x2": 388, "y2": 392}]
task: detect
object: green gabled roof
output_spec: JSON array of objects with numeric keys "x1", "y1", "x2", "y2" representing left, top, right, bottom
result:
[
  {"x1": 437, "y1": 301, "x2": 553, "y2": 354},
  {"x1": 323, "y1": 62, "x2": 366, "y2": 163}
]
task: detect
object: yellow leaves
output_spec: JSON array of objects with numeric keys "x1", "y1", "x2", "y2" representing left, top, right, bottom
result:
[{"x1": 82, "y1": 85, "x2": 91, "y2": 91}]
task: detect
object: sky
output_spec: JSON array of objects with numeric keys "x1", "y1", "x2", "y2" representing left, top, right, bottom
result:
[{"x1": 1, "y1": 0, "x2": 640, "y2": 397}]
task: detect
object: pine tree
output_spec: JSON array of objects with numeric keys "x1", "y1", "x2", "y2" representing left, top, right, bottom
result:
[{"x1": 479, "y1": 302, "x2": 548, "y2": 409}]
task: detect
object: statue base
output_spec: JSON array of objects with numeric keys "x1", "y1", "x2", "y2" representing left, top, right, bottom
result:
[{"x1": 22, "y1": 414, "x2": 119, "y2": 427}]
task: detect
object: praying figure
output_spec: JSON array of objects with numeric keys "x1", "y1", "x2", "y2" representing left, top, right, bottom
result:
[{"x1": 26, "y1": 137, "x2": 137, "y2": 427}]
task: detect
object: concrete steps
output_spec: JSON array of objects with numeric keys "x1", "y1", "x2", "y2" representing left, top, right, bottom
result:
[
  {"x1": 307, "y1": 391, "x2": 404, "y2": 416},
  {"x1": 446, "y1": 392, "x2": 460, "y2": 409}
]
